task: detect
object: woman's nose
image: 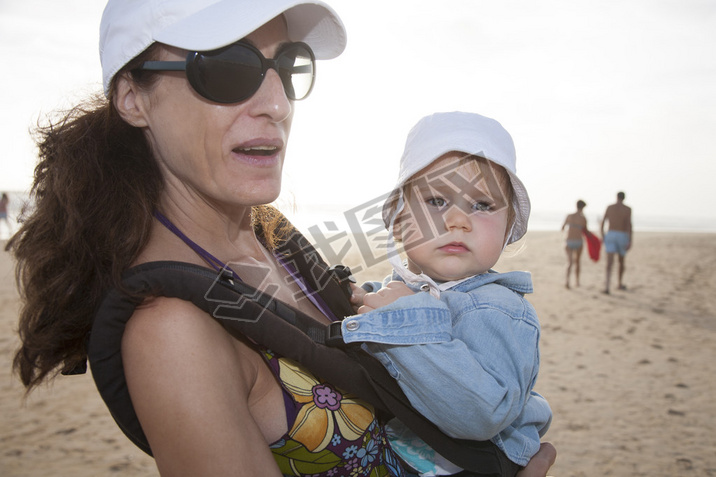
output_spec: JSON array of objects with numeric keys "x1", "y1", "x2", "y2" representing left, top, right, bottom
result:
[{"x1": 247, "y1": 68, "x2": 292, "y2": 122}]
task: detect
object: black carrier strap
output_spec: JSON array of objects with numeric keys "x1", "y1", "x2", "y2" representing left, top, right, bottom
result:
[{"x1": 88, "y1": 231, "x2": 516, "y2": 476}]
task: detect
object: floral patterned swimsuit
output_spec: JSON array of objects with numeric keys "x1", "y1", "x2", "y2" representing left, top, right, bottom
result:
[
  {"x1": 264, "y1": 258, "x2": 405, "y2": 477},
  {"x1": 147, "y1": 214, "x2": 406, "y2": 476},
  {"x1": 265, "y1": 350, "x2": 405, "y2": 477}
]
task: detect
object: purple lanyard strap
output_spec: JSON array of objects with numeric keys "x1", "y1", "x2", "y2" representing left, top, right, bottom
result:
[{"x1": 153, "y1": 210, "x2": 337, "y2": 321}]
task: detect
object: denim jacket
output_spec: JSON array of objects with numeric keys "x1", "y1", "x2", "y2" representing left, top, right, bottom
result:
[{"x1": 341, "y1": 270, "x2": 552, "y2": 467}]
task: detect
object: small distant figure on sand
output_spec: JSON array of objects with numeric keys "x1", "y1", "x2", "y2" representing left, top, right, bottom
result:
[
  {"x1": 0, "y1": 193, "x2": 11, "y2": 237},
  {"x1": 561, "y1": 200, "x2": 588, "y2": 288},
  {"x1": 601, "y1": 191, "x2": 632, "y2": 294}
]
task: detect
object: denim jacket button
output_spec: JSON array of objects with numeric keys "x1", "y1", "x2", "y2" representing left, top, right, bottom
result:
[{"x1": 345, "y1": 320, "x2": 360, "y2": 331}]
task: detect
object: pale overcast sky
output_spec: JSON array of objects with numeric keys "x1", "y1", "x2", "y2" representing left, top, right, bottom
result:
[{"x1": 1, "y1": 0, "x2": 714, "y2": 230}]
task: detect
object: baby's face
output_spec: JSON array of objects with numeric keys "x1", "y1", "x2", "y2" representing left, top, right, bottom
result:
[{"x1": 397, "y1": 152, "x2": 511, "y2": 282}]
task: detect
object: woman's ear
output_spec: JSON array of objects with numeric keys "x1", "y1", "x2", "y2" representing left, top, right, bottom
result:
[{"x1": 113, "y1": 73, "x2": 149, "y2": 128}]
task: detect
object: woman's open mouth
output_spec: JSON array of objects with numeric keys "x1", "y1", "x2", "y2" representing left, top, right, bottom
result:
[
  {"x1": 231, "y1": 141, "x2": 282, "y2": 166},
  {"x1": 233, "y1": 145, "x2": 278, "y2": 157}
]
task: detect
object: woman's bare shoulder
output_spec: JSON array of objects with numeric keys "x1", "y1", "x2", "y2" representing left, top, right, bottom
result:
[
  {"x1": 123, "y1": 296, "x2": 259, "y2": 382},
  {"x1": 121, "y1": 297, "x2": 282, "y2": 475}
]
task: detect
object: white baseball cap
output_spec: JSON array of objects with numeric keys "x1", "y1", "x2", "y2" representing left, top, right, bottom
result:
[
  {"x1": 383, "y1": 111, "x2": 531, "y2": 246},
  {"x1": 100, "y1": 0, "x2": 347, "y2": 95}
]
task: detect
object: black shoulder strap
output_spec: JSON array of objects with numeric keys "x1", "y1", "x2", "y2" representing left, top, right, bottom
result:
[
  {"x1": 273, "y1": 227, "x2": 357, "y2": 320},
  {"x1": 88, "y1": 233, "x2": 515, "y2": 476}
]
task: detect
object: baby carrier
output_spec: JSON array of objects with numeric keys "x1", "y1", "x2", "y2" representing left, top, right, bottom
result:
[{"x1": 84, "y1": 226, "x2": 520, "y2": 477}]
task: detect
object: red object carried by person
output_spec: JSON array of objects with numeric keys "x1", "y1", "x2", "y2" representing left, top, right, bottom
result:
[{"x1": 583, "y1": 229, "x2": 601, "y2": 262}]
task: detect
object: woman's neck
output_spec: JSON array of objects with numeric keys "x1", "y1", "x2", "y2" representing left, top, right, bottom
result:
[
  {"x1": 135, "y1": 192, "x2": 266, "y2": 267},
  {"x1": 135, "y1": 197, "x2": 332, "y2": 324}
]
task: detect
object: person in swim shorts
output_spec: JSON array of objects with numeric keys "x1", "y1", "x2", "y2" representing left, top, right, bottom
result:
[
  {"x1": 561, "y1": 199, "x2": 587, "y2": 288},
  {"x1": 600, "y1": 191, "x2": 632, "y2": 293}
]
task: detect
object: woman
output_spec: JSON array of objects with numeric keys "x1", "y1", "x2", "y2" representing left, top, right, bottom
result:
[
  {"x1": 8, "y1": 0, "x2": 555, "y2": 475},
  {"x1": 561, "y1": 200, "x2": 588, "y2": 289}
]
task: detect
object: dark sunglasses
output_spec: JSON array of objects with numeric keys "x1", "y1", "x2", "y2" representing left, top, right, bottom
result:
[{"x1": 136, "y1": 41, "x2": 315, "y2": 104}]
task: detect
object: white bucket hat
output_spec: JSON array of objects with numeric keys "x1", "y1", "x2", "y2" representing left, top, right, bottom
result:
[
  {"x1": 100, "y1": 0, "x2": 347, "y2": 95},
  {"x1": 383, "y1": 112, "x2": 531, "y2": 295}
]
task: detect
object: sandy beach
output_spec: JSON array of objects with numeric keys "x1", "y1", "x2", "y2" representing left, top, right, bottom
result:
[{"x1": 1, "y1": 231, "x2": 715, "y2": 476}]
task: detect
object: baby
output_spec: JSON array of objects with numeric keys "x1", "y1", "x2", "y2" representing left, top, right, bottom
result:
[{"x1": 342, "y1": 112, "x2": 552, "y2": 476}]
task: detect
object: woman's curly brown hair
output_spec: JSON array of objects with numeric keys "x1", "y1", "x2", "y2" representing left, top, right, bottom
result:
[{"x1": 7, "y1": 44, "x2": 289, "y2": 391}]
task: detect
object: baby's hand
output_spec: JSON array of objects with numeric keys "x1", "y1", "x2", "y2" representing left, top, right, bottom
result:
[
  {"x1": 357, "y1": 281, "x2": 414, "y2": 314},
  {"x1": 349, "y1": 283, "x2": 368, "y2": 313}
]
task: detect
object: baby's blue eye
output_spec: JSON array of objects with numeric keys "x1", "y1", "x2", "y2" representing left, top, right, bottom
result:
[
  {"x1": 472, "y1": 201, "x2": 493, "y2": 212},
  {"x1": 427, "y1": 197, "x2": 447, "y2": 208}
]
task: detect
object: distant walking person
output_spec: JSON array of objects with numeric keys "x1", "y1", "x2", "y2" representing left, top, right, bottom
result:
[
  {"x1": 0, "y1": 193, "x2": 11, "y2": 237},
  {"x1": 561, "y1": 200, "x2": 587, "y2": 288},
  {"x1": 601, "y1": 192, "x2": 632, "y2": 293}
]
